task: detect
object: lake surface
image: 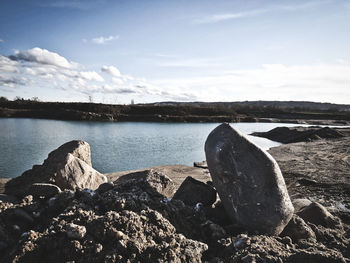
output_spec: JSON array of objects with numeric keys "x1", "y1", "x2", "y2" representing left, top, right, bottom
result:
[{"x1": 0, "y1": 118, "x2": 309, "y2": 178}]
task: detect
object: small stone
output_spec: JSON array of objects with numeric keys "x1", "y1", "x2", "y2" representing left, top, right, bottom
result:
[
  {"x1": 297, "y1": 202, "x2": 340, "y2": 228},
  {"x1": 202, "y1": 221, "x2": 226, "y2": 239},
  {"x1": 95, "y1": 243, "x2": 103, "y2": 253},
  {"x1": 242, "y1": 254, "x2": 258, "y2": 263},
  {"x1": 233, "y1": 234, "x2": 249, "y2": 250},
  {"x1": 48, "y1": 197, "x2": 56, "y2": 206},
  {"x1": 195, "y1": 203, "x2": 203, "y2": 212},
  {"x1": 193, "y1": 161, "x2": 208, "y2": 169},
  {"x1": 281, "y1": 215, "x2": 316, "y2": 242},
  {"x1": 81, "y1": 188, "x2": 95, "y2": 197},
  {"x1": 32, "y1": 211, "x2": 40, "y2": 218},
  {"x1": 280, "y1": 236, "x2": 293, "y2": 246},
  {"x1": 115, "y1": 230, "x2": 126, "y2": 240},
  {"x1": 66, "y1": 223, "x2": 86, "y2": 240},
  {"x1": 172, "y1": 176, "x2": 217, "y2": 206},
  {"x1": 12, "y1": 224, "x2": 21, "y2": 233},
  {"x1": 97, "y1": 182, "x2": 114, "y2": 193},
  {"x1": 292, "y1": 199, "x2": 312, "y2": 213},
  {"x1": 22, "y1": 195, "x2": 33, "y2": 204}
]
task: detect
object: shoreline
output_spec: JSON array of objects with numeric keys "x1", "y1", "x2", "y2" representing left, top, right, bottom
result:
[
  {"x1": 1, "y1": 100, "x2": 349, "y2": 125},
  {"x1": 1, "y1": 115, "x2": 349, "y2": 126}
]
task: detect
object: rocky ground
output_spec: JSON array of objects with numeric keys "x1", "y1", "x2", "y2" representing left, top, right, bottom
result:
[{"x1": 0, "y1": 127, "x2": 349, "y2": 262}]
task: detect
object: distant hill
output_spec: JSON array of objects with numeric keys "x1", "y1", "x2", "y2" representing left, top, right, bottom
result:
[{"x1": 150, "y1": 101, "x2": 350, "y2": 112}]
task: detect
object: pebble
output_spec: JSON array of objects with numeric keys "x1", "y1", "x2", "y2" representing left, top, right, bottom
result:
[{"x1": 66, "y1": 223, "x2": 86, "y2": 240}]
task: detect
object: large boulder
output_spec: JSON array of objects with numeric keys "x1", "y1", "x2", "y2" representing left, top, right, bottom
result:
[
  {"x1": 5, "y1": 140, "x2": 107, "y2": 197},
  {"x1": 205, "y1": 123, "x2": 294, "y2": 235}
]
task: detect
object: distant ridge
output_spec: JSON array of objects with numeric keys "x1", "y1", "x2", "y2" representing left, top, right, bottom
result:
[{"x1": 149, "y1": 101, "x2": 350, "y2": 112}]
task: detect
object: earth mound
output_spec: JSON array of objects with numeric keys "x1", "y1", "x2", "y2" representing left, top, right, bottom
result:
[{"x1": 251, "y1": 126, "x2": 345, "y2": 143}]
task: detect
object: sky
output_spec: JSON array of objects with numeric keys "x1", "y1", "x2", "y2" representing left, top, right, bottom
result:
[{"x1": 0, "y1": 0, "x2": 350, "y2": 104}]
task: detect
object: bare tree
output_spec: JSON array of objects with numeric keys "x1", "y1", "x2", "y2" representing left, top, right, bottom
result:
[{"x1": 0, "y1": 96, "x2": 8, "y2": 102}]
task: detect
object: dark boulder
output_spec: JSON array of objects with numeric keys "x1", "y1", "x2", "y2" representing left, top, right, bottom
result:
[
  {"x1": 27, "y1": 183, "x2": 61, "y2": 198},
  {"x1": 205, "y1": 123, "x2": 294, "y2": 235},
  {"x1": 172, "y1": 176, "x2": 216, "y2": 206}
]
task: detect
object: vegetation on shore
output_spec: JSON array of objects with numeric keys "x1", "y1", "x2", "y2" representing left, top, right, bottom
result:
[{"x1": 0, "y1": 96, "x2": 349, "y2": 123}]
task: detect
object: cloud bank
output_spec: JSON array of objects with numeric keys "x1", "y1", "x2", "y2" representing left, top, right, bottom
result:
[
  {"x1": 0, "y1": 47, "x2": 196, "y2": 102},
  {"x1": 152, "y1": 62, "x2": 350, "y2": 103},
  {"x1": 1, "y1": 47, "x2": 349, "y2": 104}
]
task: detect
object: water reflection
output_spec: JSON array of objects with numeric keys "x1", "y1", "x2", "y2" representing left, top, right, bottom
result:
[{"x1": 0, "y1": 119, "x2": 317, "y2": 178}]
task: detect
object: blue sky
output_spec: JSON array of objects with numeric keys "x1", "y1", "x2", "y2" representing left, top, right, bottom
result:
[{"x1": 0, "y1": 0, "x2": 350, "y2": 104}]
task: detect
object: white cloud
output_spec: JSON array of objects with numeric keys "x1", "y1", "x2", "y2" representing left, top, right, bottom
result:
[
  {"x1": 158, "y1": 58, "x2": 223, "y2": 68},
  {"x1": 194, "y1": 10, "x2": 265, "y2": 24},
  {"x1": 101, "y1": 65, "x2": 121, "y2": 77},
  {"x1": 40, "y1": 0, "x2": 105, "y2": 10},
  {"x1": 10, "y1": 47, "x2": 78, "y2": 69},
  {"x1": 0, "y1": 39, "x2": 4, "y2": 43},
  {"x1": 80, "y1": 71, "x2": 104, "y2": 82},
  {"x1": 194, "y1": 1, "x2": 330, "y2": 24},
  {"x1": 112, "y1": 77, "x2": 124, "y2": 85},
  {"x1": 0, "y1": 55, "x2": 20, "y2": 73},
  {"x1": 91, "y1": 35, "x2": 119, "y2": 44}
]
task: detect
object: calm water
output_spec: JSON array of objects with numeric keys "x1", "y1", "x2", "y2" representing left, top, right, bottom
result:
[{"x1": 0, "y1": 118, "x2": 307, "y2": 178}]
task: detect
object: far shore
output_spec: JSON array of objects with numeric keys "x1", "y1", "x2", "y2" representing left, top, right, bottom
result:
[{"x1": 1, "y1": 99, "x2": 349, "y2": 125}]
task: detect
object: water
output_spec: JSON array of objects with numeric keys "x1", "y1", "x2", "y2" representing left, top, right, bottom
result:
[{"x1": 0, "y1": 118, "x2": 310, "y2": 178}]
